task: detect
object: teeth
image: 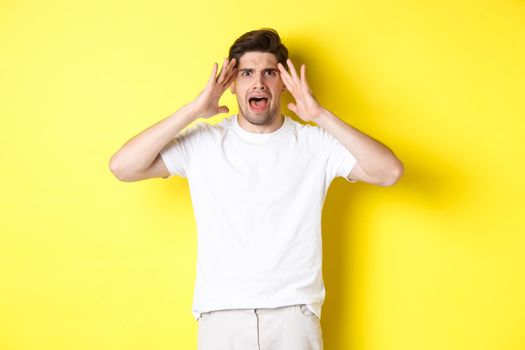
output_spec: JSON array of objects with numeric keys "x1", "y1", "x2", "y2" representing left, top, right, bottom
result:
[{"x1": 249, "y1": 96, "x2": 269, "y2": 110}]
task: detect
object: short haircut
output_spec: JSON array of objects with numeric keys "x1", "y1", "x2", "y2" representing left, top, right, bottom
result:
[{"x1": 228, "y1": 28, "x2": 289, "y2": 68}]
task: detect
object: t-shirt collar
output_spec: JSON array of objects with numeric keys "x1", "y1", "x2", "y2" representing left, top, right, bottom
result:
[{"x1": 232, "y1": 114, "x2": 289, "y2": 144}]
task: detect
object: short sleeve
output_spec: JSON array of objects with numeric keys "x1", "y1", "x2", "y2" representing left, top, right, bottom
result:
[
  {"x1": 320, "y1": 127, "x2": 358, "y2": 183},
  {"x1": 159, "y1": 122, "x2": 207, "y2": 179}
]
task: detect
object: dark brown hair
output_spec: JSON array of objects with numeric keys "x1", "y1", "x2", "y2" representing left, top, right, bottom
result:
[{"x1": 228, "y1": 28, "x2": 288, "y2": 68}]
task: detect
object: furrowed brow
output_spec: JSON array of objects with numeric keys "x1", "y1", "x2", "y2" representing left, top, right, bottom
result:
[{"x1": 238, "y1": 68, "x2": 278, "y2": 72}]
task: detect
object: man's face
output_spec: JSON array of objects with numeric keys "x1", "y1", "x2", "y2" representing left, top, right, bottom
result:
[{"x1": 230, "y1": 51, "x2": 287, "y2": 126}]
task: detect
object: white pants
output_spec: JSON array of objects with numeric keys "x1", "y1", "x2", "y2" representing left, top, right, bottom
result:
[{"x1": 197, "y1": 304, "x2": 323, "y2": 350}]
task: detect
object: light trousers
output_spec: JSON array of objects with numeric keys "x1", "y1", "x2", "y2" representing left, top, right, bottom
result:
[{"x1": 197, "y1": 303, "x2": 323, "y2": 350}]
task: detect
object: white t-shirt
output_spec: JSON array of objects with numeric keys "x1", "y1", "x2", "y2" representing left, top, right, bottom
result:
[{"x1": 160, "y1": 114, "x2": 357, "y2": 321}]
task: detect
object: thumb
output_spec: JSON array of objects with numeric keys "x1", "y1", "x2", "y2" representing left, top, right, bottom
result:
[
  {"x1": 218, "y1": 105, "x2": 229, "y2": 114},
  {"x1": 287, "y1": 102, "x2": 297, "y2": 114}
]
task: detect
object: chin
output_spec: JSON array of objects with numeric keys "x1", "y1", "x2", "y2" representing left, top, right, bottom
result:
[{"x1": 240, "y1": 104, "x2": 280, "y2": 126}]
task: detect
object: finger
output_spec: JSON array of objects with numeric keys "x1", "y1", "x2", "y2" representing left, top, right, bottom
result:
[
  {"x1": 277, "y1": 62, "x2": 291, "y2": 80},
  {"x1": 222, "y1": 68, "x2": 237, "y2": 88},
  {"x1": 222, "y1": 57, "x2": 236, "y2": 76},
  {"x1": 279, "y1": 68, "x2": 296, "y2": 96},
  {"x1": 278, "y1": 63, "x2": 295, "y2": 92},
  {"x1": 216, "y1": 58, "x2": 229, "y2": 83},
  {"x1": 287, "y1": 58, "x2": 299, "y2": 82},
  {"x1": 227, "y1": 57, "x2": 237, "y2": 70},
  {"x1": 223, "y1": 60, "x2": 238, "y2": 83},
  {"x1": 226, "y1": 58, "x2": 238, "y2": 80},
  {"x1": 207, "y1": 63, "x2": 218, "y2": 86},
  {"x1": 300, "y1": 64, "x2": 311, "y2": 92},
  {"x1": 216, "y1": 58, "x2": 229, "y2": 84}
]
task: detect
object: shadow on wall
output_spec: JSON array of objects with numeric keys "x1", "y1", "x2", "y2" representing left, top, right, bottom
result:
[
  {"x1": 280, "y1": 34, "x2": 471, "y2": 349},
  {"x1": 321, "y1": 146, "x2": 468, "y2": 348}
]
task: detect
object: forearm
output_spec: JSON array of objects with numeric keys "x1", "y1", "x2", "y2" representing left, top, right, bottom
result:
[
  {"x1": 109, "y1": 103, "x2": 199, "y2": 177},
  {"x1": 314, "y1": 107, "x2": 403, "y2": 183}
]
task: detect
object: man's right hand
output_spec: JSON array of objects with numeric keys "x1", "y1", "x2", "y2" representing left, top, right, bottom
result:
[
  {"x1": 109, "y1": 57, "x2": 237, "y2": 182},
  {"x1": 187, "y1": 58, "x2": 237, "y2": 119}
]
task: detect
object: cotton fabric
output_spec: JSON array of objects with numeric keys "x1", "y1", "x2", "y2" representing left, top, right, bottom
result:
[{"x1": 159, "y1": 114, "x2": 356, "y2": 321}]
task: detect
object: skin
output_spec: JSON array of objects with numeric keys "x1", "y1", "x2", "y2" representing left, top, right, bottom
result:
[
  {"x1": 187, "y1": 52, "x2": 402, "y2": 185},
  {"x1": 276, "y1": 59, "x2": 321, "y2": 122},
  {"x1": 229, "y1": 51, "x2": 287, "y2": 133},
  {"x1": 190, "y1": 57, "x2": 238, "y2": 119},
  {"x1": 109, "y1": 51, "x2": 403, "y2": 185},
  {"x1": 276, "y1": 58, "x2": 404, "y2": 185}
]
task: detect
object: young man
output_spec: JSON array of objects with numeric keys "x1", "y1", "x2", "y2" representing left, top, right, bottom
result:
[{"x1": 109, "y1": 28, "x2": 403, "y2": 350}]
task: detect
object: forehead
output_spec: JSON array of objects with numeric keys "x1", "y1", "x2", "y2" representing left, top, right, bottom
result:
[{"x1": 238, "y1": 51, "x2": 278, "y2": 68}]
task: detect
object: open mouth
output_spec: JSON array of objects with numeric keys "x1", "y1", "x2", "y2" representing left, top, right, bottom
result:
[{"x1": 249, "y1": 97, "x2": 269, "y2": 112}]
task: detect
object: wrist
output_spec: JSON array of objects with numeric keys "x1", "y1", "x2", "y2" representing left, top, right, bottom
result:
[
  {"x1": 171, "y1": 103, "x2": 200, "y2": 124},
  {"x1": 181, "y1": 102, "x2": 203, "y2": 121},
  {"x1": 312, "y1": 107, "x2": 331, "y2": 126}
]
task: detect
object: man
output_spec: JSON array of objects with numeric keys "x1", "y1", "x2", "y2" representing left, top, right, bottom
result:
[{"x1": 109, "y1": 28, "x2": 403, "y2": 350}]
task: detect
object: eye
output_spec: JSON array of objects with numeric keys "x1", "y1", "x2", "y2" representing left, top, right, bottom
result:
[
  {"x1": 241, "y1": 71, "x2": 251, "y2": 76},
  {"x1": 265, "y1": 70, "x2": 276, "y2": 76}
]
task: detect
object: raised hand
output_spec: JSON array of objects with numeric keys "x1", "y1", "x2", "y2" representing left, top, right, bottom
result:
[
  {"x1": 189, "y1": 58, "x2": 237, "y2": 119},
  {"x1": 277, "y1": 58, "x2": 323, "y2": 123}
]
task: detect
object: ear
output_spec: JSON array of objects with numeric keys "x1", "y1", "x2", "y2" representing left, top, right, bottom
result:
[{"x1": 230, "y1": 82, "x2": 236, "y2": 94}]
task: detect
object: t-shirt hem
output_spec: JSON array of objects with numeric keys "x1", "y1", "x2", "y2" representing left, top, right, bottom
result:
[{"x1": 192, "y1": 300, "x2": 323, "y2": 321}]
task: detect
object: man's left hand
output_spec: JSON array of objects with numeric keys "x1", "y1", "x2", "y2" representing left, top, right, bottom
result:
[{"x1": 277, "y1": 58, "x2": 323, "y2": 123}]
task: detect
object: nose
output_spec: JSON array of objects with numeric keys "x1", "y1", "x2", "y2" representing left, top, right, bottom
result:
[{"x1": 252, "y1": 72, "x2": 267, "y2": 91}]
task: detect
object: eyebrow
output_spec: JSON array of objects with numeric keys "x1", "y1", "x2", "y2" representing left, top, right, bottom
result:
[{"x1": 238, "y1": 68, "x2": 279, "y2": 73}]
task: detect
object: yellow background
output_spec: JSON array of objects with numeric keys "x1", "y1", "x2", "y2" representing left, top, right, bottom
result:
[{"x1": 1, "y1": 0, "x2": 524, "y2": 349}]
